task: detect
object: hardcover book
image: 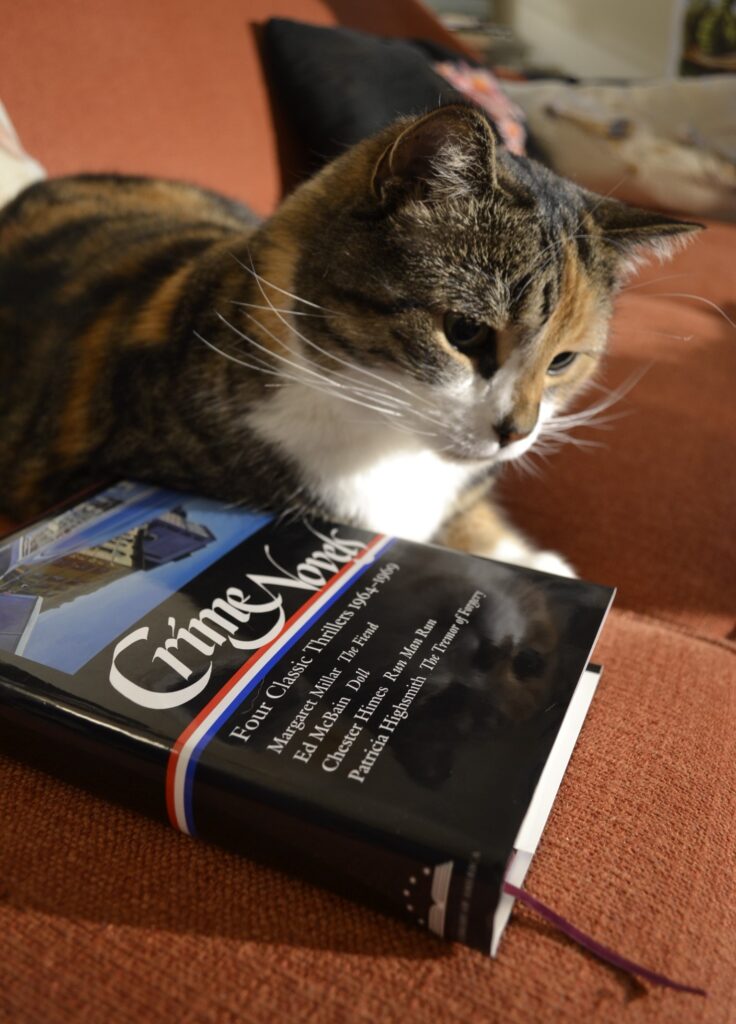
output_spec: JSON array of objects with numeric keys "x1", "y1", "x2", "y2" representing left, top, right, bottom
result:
[{"x1": 0, "y1": 481, "x2": 613, "y2": 955}]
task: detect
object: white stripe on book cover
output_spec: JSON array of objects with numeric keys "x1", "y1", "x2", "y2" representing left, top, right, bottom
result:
[{"x1": 172, "y1": 535, "x2": 395, "y2": 834}]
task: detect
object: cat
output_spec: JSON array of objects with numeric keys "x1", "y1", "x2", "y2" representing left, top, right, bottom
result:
[{"x1": 0, "y1": 103, "x2": 699, "y2": 575}]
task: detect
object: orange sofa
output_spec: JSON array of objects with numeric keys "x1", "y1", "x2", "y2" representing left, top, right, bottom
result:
[{"x1": 1, "y1": 3, "x2": 734, "y2": 1022}]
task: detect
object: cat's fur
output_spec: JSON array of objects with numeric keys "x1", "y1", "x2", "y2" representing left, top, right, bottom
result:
[{"x1": 0, "y1": 105, "x2": 699, "y2": 572}]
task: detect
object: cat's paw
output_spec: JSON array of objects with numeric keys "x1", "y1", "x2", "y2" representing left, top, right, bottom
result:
[
  {"x1": 524, "y1": 549, "x2": 577, "y2": 579},
  {"x1": 486, "y1": 537, "x2": 578, "y2": 578}
]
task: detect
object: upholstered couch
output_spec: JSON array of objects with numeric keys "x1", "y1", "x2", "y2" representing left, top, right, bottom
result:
[{"x1": 1, "y1": 2, "x2": 734, "y2": 1021}]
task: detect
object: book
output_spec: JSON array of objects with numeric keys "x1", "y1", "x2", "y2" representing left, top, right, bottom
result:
[{"x1": 0, "y1": 481, "x2": 613, "y2": 955}]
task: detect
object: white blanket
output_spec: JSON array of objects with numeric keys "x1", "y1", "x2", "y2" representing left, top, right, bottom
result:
[
  {"x1": 503, "y1": 75, "x2": 736, "y2": 220},
  {"x1": 0, "y1": 102, "x2": 45, "y2": 209}
]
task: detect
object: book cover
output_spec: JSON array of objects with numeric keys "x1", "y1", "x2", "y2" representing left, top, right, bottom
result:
[{"x1": 0, "y1": 481, "x2": 614, "y2": 954}]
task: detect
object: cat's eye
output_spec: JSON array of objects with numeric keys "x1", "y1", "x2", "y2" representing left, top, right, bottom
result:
[
  {"x1": 547, "y1": 351, "x2": 578, "y2": 375},
  {"x1": 443, "y1": 312, "x2": 494, "y2": 352}
]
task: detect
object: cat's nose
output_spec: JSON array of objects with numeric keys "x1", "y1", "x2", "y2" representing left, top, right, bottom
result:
[{"x1": 496, "y1": 418, "x2": 532, "y2": 448}]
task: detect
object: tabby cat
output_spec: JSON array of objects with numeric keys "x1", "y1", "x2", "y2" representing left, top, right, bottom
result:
[{"x1": 0, "y1": 104, "x2": 698, "y2": 575}]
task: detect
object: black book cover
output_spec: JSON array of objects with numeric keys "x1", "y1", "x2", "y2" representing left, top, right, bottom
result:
[{"x1": 0, "y1": 481, "x2": 613, "y2": 954}]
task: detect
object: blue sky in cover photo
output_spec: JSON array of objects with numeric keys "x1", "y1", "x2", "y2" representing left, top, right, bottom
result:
[{"x1": 19, "y1": 487, "x2": 271, "y2": 674}]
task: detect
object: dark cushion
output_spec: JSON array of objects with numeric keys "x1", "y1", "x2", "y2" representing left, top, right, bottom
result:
[{"x1": 263, "y1": 18, "x2": 462, "y2": 170}]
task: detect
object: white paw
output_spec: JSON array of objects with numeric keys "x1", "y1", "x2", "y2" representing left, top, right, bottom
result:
[
  {"x1": 485, "y1": 537, "x2": 577, "y2": 578},
  {"x1": 525, "y1": 550, "x2": 578, "y2": 579}
]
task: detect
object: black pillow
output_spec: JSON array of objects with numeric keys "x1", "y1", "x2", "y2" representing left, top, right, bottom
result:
[{"x1": 263, "y1": 18, "x2": 464, "y2": 170}]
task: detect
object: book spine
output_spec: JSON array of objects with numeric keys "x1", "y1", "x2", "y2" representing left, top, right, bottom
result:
[
  {"x1": 0, "y1": 671, "x2": 501, "y2": 953},
  {"x1": 0, "y1": 673, "x2": 167, "y2": 818}
]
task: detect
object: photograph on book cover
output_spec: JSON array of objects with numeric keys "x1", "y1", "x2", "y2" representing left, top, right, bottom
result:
[{"x1": 0, "y1": 481, "x2": 271, "y2": 673}]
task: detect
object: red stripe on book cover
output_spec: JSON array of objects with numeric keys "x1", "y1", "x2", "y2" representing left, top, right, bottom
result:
[{"x1": 164, "y1": 533, "x2": 387, "y2": 828}]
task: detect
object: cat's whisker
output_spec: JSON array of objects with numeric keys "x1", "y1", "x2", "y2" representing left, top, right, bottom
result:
[
  {"x1": 202, "y1": 326, "x2": 445, "y2": 443},
  {"x1": 539, "y1": 427, "x2": 607, "y2": 451},
  {"x1": 199, "y1": 343, "x2": 351, "y2": 415},
  {"x1": 551, "y1": 176, "x2": 628, "y2": 283},
  {"x1": 197, "y1": 344, "x2": 369, "y2": 425},
  {"x1": 262, "y1": 397, "x2": 439, "y2": 441},
  {"x1": 508, "y1": 448, "x2": 546, "y2": 479},
  {"x1": 244, "y1": 263, "x2": 449, "y2": 427},
  {"x1": 548, "y1": 394, "x2": 631, "y2": 429},
  {"x1": 241, "y1": 250, "x2": 446, "y2": 427},
  {"x1": 216, "y1": 311, "x2": 405, "y2": 416},
  {"x1": 286, "y1": 322, "x2": 446, "y2": 421},
  {"x1": 230, "y1": 253, "x2": 332, "y2": 311},
  {"x1": 230, "y1": 300, "x2": 330, "y2": 318},
  {"x1": 286, "y1": 324, "x2": 448, "y2": 424},
  {"x1": 430, "y1": 441, "x2": 458, "y2": 456},
  {"x1": 240, "y1": 321, "x2": 446, "y2": 440},
  {"x1": 278, "y1": 371, "x2": 408, "y2": 420},
  {"x1": 611, "y1": 326, "x2": 695, "y2": 341},
  {"x1": 220, "y1": 496, "x2": 260, "y2": 512},
  {"x1": 584, "y1": 174, "x2": 628, "y2": 216},
  {"x1": 550, "y1": 366, "x2": 649, "y2": 434},
  {"x1": 339, "y1": 414, "x2": 439, "y2": 441},
  {"x1": 548, "y1": 410, "x2": 629, "y2": 434},
  {"x1": 273, "y1": 368, "x2": 405, "y2": 420},
  {"x1": 195, "y1": 331, "x2": 282, "y2": 378},
  {"x1": 290, "y1": 383, "x2": 438, "y2": 437},
  {"x1": 524, "y1": 233, "x2": 563, "y2": 273},
  {"x1": 242, "y1": 250, "x2": 447, "y2": 417},
  {"x1": 630, "y1": 292, "x2": 736, "y2": 330},
  {"x1": 276, "y1": 505, "x2": 302, "y2": 527},
  {"x1": 239, "y1": 308, "x2": 416, "y2": 412},
  {"x1": 518, "y1": 225, "x2": 694, "y2": 308},
  {"x1": 547, "y1": 410, "x2": 625, "y2": 431},
  {"x1": 618, "y1": 272, "x2": 692, "y2": 295}
]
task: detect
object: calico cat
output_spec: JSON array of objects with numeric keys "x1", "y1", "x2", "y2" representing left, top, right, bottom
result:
[{"x1": 0, "y1": 104, "x2": 698, "y2": 575}]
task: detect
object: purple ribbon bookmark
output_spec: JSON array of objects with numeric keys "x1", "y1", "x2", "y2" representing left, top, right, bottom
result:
[{"x1": 503, "y1": 882, "x2": 706, "y2": 996}]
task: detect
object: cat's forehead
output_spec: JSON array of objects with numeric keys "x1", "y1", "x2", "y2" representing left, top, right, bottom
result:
[
  {"x1": 391, "y1": 192, "x2": 576, "y2": 301},
  {"x1": 395, "y1": 185, "x2": 581, "y2": 275}
]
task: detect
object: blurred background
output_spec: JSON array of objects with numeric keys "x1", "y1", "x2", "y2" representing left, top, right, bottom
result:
[{"x1": 426, "y1": 0, "x2": 736, "y2": 78}]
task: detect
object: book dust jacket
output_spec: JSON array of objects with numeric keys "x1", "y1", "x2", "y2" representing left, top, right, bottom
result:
[{"x1": 0, "y1": 481, "x2": 613, "y2": 954}]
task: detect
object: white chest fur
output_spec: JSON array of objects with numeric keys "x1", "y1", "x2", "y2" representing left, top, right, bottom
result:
[
  {"x1": 248, "y1": 381, "x2": 476, "y2": 543},
  {"x1": 317, "y1": 446, "x2": 474, "y2": 542}
]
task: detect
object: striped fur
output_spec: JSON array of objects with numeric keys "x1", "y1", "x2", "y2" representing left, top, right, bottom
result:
[{"x1": 0, "y1": 106, "x2": 699, "y2": 567}]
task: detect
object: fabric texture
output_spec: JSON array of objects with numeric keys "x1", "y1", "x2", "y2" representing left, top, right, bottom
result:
[{"x1": 0, "y1": 611, "x2": 733, "y2": 1023}]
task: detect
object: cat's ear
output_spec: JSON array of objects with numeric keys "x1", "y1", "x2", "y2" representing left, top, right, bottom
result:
[
  {"x1": 590, "y1": 196, "x2": 703, "y2": 265},
  {"x1": 372, "y1": 104, "x2": 497, "y2": 204}
]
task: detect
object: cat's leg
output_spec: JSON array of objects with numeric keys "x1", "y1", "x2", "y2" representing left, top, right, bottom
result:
[{"x1": 437, "y1": 497, "x2": 577, "y2": 578}]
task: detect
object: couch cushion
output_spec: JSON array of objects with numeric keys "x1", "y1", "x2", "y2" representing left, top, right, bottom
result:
[
  {"x1": 499, "y1": 220, "x2": 736, "y2": 641},
  {"x1": 0, "y1": 609, "x2": 733, "y2": 1022},
  {"x1": 262, "y1": 19, "x2": 460, "y2": 171}
]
